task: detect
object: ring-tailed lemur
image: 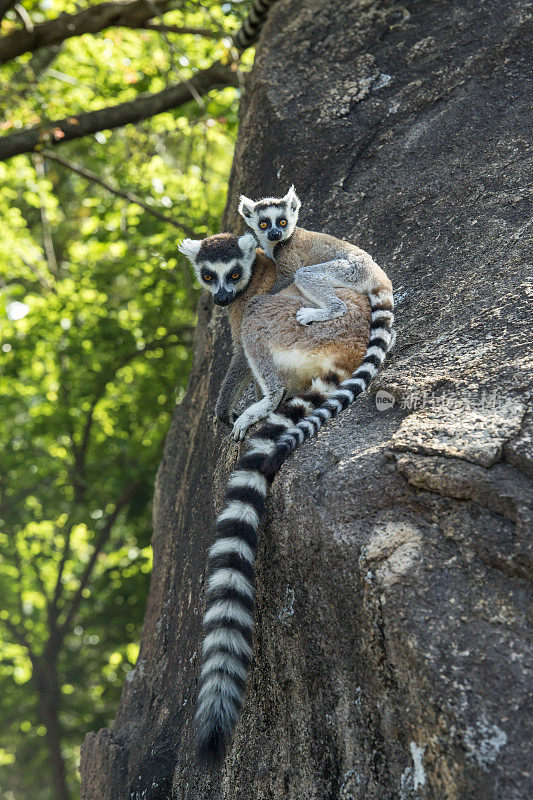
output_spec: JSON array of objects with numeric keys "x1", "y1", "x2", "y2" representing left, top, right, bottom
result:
[
  {"x1": 178, "y1": 232, "x2": 373, "y2": 761},
  {"x1": 238, "y1": 186, "x2": 395, "y2": 474},
  {"x1": 238, "y1": 185, "x2": 394, "y2": 325},
  {"x1": 232, "y1": 0, "x2": 280, "y2": 52}
]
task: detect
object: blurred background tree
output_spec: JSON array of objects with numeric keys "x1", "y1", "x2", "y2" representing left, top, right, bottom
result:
[{"x1": 0, "y1": 1, "x2": 255, "y2": 797}]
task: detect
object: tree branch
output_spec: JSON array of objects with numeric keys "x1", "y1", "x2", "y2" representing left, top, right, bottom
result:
[
  {"x1": 33, "y1": 153, "x2": 58, "y2": 273},
  {"x1": 141, "y1": 21, "x2": 224, "y2": 38},
  {"x1": 52, "y1": 524, "x2": 71, "y2": 615},
  {"x1": 0, "y1": 61, "x2": 239, "y2": 161},
  {"x1": 0, "y1": 0, "x2": 172, "y2": 64},
  {"x1": 42, "y1": 149, "x2": 197, "y2": 236},
  {"x1": 58, "y1": 481, "x2": 142, "y2": 641}
]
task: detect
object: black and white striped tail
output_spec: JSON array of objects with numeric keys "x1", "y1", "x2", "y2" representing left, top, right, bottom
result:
[
  {"x1": 232, "y1": 0, "x2": 280, "y2": 51},
  {"x1": 263, "y1": 292, "x2": 395, "y2": 480},
  {"x1": 196, "y1": 386, "x2": 337, "y2": 762}
]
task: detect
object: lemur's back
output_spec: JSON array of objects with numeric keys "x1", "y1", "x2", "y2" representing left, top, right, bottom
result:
[
  {"x1": 273, "y1": 226, "x2": 367, "y2": 275},
  {"x1": 242, "y1": 285, "x2": 371, "y2": 393}
]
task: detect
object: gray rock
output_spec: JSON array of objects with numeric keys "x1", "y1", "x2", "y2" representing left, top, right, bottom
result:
[{"x1": 81, "y1": 1, "x2": 532, "y2": 797}]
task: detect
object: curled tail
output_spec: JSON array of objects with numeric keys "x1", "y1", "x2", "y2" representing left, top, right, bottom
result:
[
  {"x1": 196, "y1": 383, "x2": 340, "y2": 762},
  {"x1": 263, "y1": 291, "x2": 395, "y2": 480},
  {"x1": 233, "y1": 0, "x2": 280, "y2": 51}
]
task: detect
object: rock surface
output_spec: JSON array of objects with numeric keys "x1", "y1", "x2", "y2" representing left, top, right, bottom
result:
[{"x1": 81, "y1": 1, "x2": 532, "y2": 798}]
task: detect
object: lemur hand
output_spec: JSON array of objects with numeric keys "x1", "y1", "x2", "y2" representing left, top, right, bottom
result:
[
  {"x1": 296, "y1": 306, "x2": 346, "y2": 325},
  {"x1": 232, "y1": 399, "x2": 270, "y2": 441}
]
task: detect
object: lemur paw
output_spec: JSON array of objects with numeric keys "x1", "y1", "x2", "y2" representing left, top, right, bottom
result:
[
  {"x1": 296, "y1": 307, "x2": 345, "y2": 325},
  {"x1": 232, "y1": 411, "x2": 256, "y2": 441},
  {"x1": 232, "y1": 399, "x2": 271, "y2": 441},
  {"x1": 295, "y1": 307, "x2": 326, "y2": 325}
]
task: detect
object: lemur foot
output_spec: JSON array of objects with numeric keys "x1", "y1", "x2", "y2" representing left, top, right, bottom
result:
[
  {"x1": 295, "y1": 307, "x2": 346, "y2": 326},
  {"x1": 232, "y1": 401, "x2": 269, "y2": 441}
]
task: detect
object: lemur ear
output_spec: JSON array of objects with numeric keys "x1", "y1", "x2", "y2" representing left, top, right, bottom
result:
[
  {"x1": 284, "y1": 184, "x2": 301, "y2": 214},
  {"x1": 238, "y1": 231, "x2": 257, "y2": 260},
  {"x1": 238, "y1": 194, "x2": 255, "y2": 219},
  {"x1": 177, "y1": 238, "x2": 203, "y2": 262}
]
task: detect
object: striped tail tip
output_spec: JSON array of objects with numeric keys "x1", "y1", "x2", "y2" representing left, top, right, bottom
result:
[
  {"x1": 195, "y1": 614, "x2": 252, "y2": 764},
  {"x1": 196, "y1": 672, "x2": 246, "y2": 763},
  {"x1": 196, "y1": 719, "x2": 228, "y2": 765}
]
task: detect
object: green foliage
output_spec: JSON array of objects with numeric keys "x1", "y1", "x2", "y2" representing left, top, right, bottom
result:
[{"x1": 0, "y1": 2, "x2": 249, "y2": 797}]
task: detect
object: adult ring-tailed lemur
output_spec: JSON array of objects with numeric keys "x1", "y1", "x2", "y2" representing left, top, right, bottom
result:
[{"x1": 179, "y1": 220, "x2": 394, "y2": 761}]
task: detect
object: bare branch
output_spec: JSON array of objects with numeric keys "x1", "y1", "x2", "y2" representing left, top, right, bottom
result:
[
  {"x1": 42, "y1": 149, "x2": 197, "y2": 236},
  {"x1": 33, "y1": 153, "x2": 58, "y2": 273},
  {"x1": 0, "y1": 0, "x2": 172, "y2": 64},
  {"x1": 0, "y1": 61, "x2": 239, "y2": 161},
  {"x1": 52, "y1": 524, "x2": 71, "y2": 613},
  {"x1": 58, "y1": 481, "x2": 142, "y2": 640},
  {"x1": 141, "y1": 21, "x2": 225, "y2": 39},
  {"x1": 0, "y1": 0, "x2": 273, "y2": 64}
]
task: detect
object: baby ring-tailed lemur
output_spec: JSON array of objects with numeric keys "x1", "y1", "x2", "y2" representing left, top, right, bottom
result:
[
  {"x1": 178, "y1": 231, "x2": 375, "y2": 762},
  {"x1": 238, "y1": 185, "x2": 395, "y2": 474},
  {"x1": 238, "y1": 185, "x2": 394, "y2": 325}
]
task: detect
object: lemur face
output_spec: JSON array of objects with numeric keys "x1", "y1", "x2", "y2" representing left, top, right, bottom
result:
[
  {"x1": 238, "y1": 185, "x2": 301, "y2": 246},
  {"x1": 178, "y1": 232, "x2": 256, "y2": 306}
]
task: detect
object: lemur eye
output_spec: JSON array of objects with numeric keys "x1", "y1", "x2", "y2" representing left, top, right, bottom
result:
[
  {"x1": 201, "y1": 273, "x2": 213, "y2": 282},
  {"x1": 279, "y1": 218, "x2": 287, "y2": 227},
  {"x1": 259, "y1": 220, "x2": 268, "y2": 229},
  {"x1": 231, "y1": 271, "x2": 242, "y2": 280}
]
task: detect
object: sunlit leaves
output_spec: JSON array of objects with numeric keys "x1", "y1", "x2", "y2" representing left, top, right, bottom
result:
[{"x1": 0, "y1": 2, "x2": 242, "y2": 797}]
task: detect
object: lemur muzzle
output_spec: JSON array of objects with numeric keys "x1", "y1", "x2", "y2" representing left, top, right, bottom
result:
[{"x1": 214, "y1": 288, "x2": 233, "y2": 306}]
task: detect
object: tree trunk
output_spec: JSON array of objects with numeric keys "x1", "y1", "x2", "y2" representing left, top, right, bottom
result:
[
  {"x1": 38, "y1": 649, "x2": 70, "y2": 800},
  {"x1": 80, "y1": 1, "x2": 532, "y2": 798}
]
